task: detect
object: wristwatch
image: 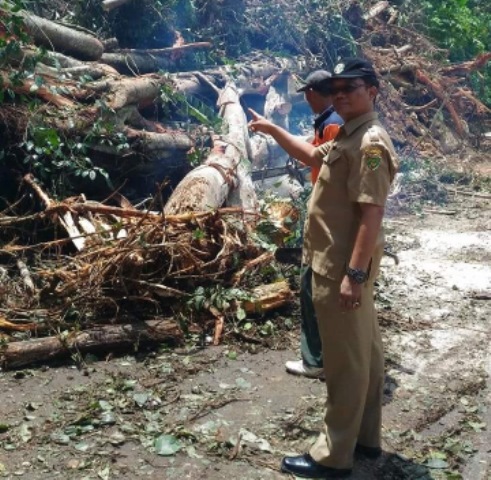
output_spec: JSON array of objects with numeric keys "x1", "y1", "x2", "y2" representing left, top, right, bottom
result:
[{"x1": 346, "y1": 266, "x2": 368, "y2": 284}]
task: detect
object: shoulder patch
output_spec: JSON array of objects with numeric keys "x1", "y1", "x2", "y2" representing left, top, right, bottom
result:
[{"x1": 363, "y1": 145, "x2": 383, "y2": 171}]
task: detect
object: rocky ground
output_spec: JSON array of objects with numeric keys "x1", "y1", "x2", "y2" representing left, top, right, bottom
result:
[{"x1": 0, "y1": 179, "x2": 490, "y2": 480}]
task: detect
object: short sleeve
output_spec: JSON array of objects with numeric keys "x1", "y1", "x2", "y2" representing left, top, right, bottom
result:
[{"x1": 347, "y1": 142, "x2": 392, "y2": 206}]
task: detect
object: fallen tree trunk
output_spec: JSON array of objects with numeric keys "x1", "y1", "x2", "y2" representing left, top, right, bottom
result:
[
  {"x1": 164, "y1": 82, "x2": 257, "y2": 214},
  {"x1": 20, "y1": 10, "x2": 104, "y2": 61},
  {"x1": 123, "y1": 127, "x2": 194, "y2": 153},
  {"x1": 101, "y1": 43, "x2": 212, "y2": 75},
  {"x1": 1, "y1": 319, "x2": 181, "y2": 370}
]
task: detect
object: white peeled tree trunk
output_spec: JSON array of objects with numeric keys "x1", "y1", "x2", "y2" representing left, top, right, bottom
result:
[{"x1": 164, "y1": 83, "x2": 257, "y2": 216}]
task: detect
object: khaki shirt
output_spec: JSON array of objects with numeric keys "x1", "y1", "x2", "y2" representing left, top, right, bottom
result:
[{"x1": 303, "y1": 111, "x2": 399, "y2": 280}]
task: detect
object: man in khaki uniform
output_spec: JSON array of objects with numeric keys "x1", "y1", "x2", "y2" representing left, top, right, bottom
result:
[{"x1": 248, "y1": 57, "x2": 398, "y2": 478}]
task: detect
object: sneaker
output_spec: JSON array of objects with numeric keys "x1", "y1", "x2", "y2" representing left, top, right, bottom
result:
[{"x1": 285, "y1": 360, "x2": 324, "y2": 379}]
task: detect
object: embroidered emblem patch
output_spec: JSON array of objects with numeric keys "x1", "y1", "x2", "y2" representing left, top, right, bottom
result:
[
  {"x1": 364, "y1": 145, "x2": 383, "y2": 171},
  {"x1": 334, "y1": 63, "x2": 345, "y2": 74}
]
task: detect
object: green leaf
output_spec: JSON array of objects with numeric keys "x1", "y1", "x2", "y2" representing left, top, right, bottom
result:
[
  {"x1": 236, "y1": 307, "x2": 246, "y2": 321},
  {"x1": 467, "y1": 421, "x2": 486, "y2": 432},
  {"x1": 19, "y1": 423, "x2": 32, "y2": 443},
  {"x1": 133, "y1": 392, "x2": 149, "y2": 407},
  {"x1": 100, "y1": 411, "x2": 116, "y2": 425},
  {"x1": 98, "y1": 400, "x2": 113, "y2": 411},
  {"x1": 50, "y1": 432, "x2": 71, "y2": 445},
  {"x1": 154, "y1": 434, "x2": 182, "y2": 456},
  {"x1": 425, "y1": 458, "x2": 449, "y2": 469}
]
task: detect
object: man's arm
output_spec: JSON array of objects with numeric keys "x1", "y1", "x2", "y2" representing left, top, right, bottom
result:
[
  {"x1": 339, "y1": 202, "x2": 385, "y2": 310},
  {"x1": 248, "y1": 108, "x2": 322, "y2": 169}
]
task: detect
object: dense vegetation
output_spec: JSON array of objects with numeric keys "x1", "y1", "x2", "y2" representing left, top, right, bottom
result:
[{"x1": 0, "y1": 0, "x2": 490, "y2": 202}]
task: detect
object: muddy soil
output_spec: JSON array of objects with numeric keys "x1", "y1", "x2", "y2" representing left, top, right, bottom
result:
[{"x1": 0, "y1": 192, "x2": 489, "y2": 480}]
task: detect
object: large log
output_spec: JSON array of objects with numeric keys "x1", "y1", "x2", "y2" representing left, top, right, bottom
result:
[
  {"x1": 20, "y1": 10, "x2": 104, "y2": 61},
  {"x1": 164, "y1": 83, "x2": 257, "y2": 214},
  {"x1": 243, "y1": 280, "x2": 293, "y2": 314},
  {"x1": 123, "y1": 127, "x2": 194, "y2": 153},
  {"x1": 1, "y1": 319, "x2": 181, "y2": 370},
  {"x1": 100, "y1": 43, "x2": 212, "y2": 75}
]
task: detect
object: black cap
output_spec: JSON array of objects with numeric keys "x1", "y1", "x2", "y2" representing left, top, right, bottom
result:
[
  {"x1": 297, "y1": 69, "x2": 332, "y2": 93},
  {"x1": 331, "y1": 57, "x2": 378, "y2": 80}
]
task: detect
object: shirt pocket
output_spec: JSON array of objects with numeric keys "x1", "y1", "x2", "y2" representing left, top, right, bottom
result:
[{"x1": 324, "y1": 148, "x2": 341, "y2": 166}]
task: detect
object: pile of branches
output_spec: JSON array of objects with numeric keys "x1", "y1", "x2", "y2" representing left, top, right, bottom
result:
[
  {"x1": 356, "y1": 3, "x2": 491, "y2": 156},
  {"x1": 0, "y1": 188, "x2": 296, "y2": 369}
]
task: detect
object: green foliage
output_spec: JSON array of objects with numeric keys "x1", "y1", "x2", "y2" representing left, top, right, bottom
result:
[
  {"x1": 160, "y1": 83, "x2": 222, "y2": 130},
  {"x1": 469, "y1": 64, "x2": 491, "y2": 108},
  {"x1": 395, "y1": 0, "x2": 491, "y2": 106},
  {"x1": 0, "y1": 0, "x2": 39, "y2": 75},
  {"x1": 21, "y1": 126, "x2": 113, "y2": 198},
  {"x1": 247, "y1": 1, "x2": 355, "y2": 61},
  {"x1": 192, "y1": 0, "x2": 249, "y2": 57},
  {"x1": 417, "y1": 0, "x2": 489, "y2": 61},
  {"x1": 187, "y1": 285, "x2": 250, "y2": 320},
  {"x1": 70, "y1": 0, "x2": 194, "y2": 48},
  {"x1": 17, "y1": 104, "x2": 130, "y2": 198}
]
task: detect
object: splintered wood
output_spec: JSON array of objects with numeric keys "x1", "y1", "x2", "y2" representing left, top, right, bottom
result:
[{"x1": 0, "y1": 188, "x2": 294, "y2": 368}]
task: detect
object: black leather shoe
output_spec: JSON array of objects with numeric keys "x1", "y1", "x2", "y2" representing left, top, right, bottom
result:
[
  {"x1": 281, "y1": 453, "x2": 352, "y2": 478},
  {"x1": 355, "y1": 443, "x2": 382, "y2": 459}
]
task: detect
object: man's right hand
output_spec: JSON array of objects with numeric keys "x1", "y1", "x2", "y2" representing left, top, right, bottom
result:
[{"x1": 248, "y1": 108, "x2": 274, "y2": 134}]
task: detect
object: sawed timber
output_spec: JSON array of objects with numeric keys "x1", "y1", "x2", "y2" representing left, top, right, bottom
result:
[{"x1": 1, "y1": 319, "x2": 182, "y2": 370}]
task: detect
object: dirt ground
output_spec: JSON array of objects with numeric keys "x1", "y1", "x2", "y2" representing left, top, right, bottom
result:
[{"x1": 0, "y1": 181, "x2": 490, "y2": 479}]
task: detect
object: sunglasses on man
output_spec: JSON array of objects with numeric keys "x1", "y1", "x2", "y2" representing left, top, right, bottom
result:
[{"x1": 327, "y1": 83, "x2": 367, "y2": 95}]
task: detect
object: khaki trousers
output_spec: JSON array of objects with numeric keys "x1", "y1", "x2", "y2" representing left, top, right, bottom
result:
[{"x1": 309, "y1": 247, "x2": 384, "y2": 469}]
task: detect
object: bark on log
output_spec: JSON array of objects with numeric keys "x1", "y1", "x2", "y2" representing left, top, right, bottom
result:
[
  {"x1": 20, "y1": 10, "x2": 104, "y2": 61},
  {"x1": 109, "y1": 75, "x2": 166, "y2": 110},
  {"x1": 163, "y1": 145, "x2": 236, "y2": 214},
  {"x1": 256, "y1": 79, "x2": 292, "y2": 168},
  {"x1": 102, "y1": 0, "x2": 133, "y2": 12},
  {"x1": 101, "y1": 43, "x2": 212, "y2": 75},
  {"x1": 35, "y1": 62, "x2": 119, "y2": 80},
  {"x1": 219, "y1": 85, "x2": 256, "y2": 211},
  {"x1": 364, "y1": 1, "x2": 390, "y2": 20},
  {"x1": 1, "y1": 319, "x2": 181, "y2": 370},
  {"x1": 242, "y1": 280, "x2": 293, "y2": 314},
  {"x1": 124, "y1": 127, "x2": 194, "y2": 152},
  {"x1": 415, "y1": 69, "x2": 466, "y2": 137},
  {"x1": 440, "y1": 52, "x2": 491, "y2": 76}
]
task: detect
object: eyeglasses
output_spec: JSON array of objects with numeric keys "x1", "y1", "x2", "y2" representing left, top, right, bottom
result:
[{"x1": 328, "y1": 83, "x2": 366, "y2": 95}]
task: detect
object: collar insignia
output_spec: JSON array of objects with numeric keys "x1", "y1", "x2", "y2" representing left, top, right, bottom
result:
[{"x1": 334, "y1": 63, "x2": 345, "y2": 74}]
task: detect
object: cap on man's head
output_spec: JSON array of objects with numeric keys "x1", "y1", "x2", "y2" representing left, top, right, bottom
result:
[
  {"x1": 297, "y1": 69, "x2": 332, "y2": 93},
  {"x1": 331, "y1": 57, "x2": 378, "y2": 83}
]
